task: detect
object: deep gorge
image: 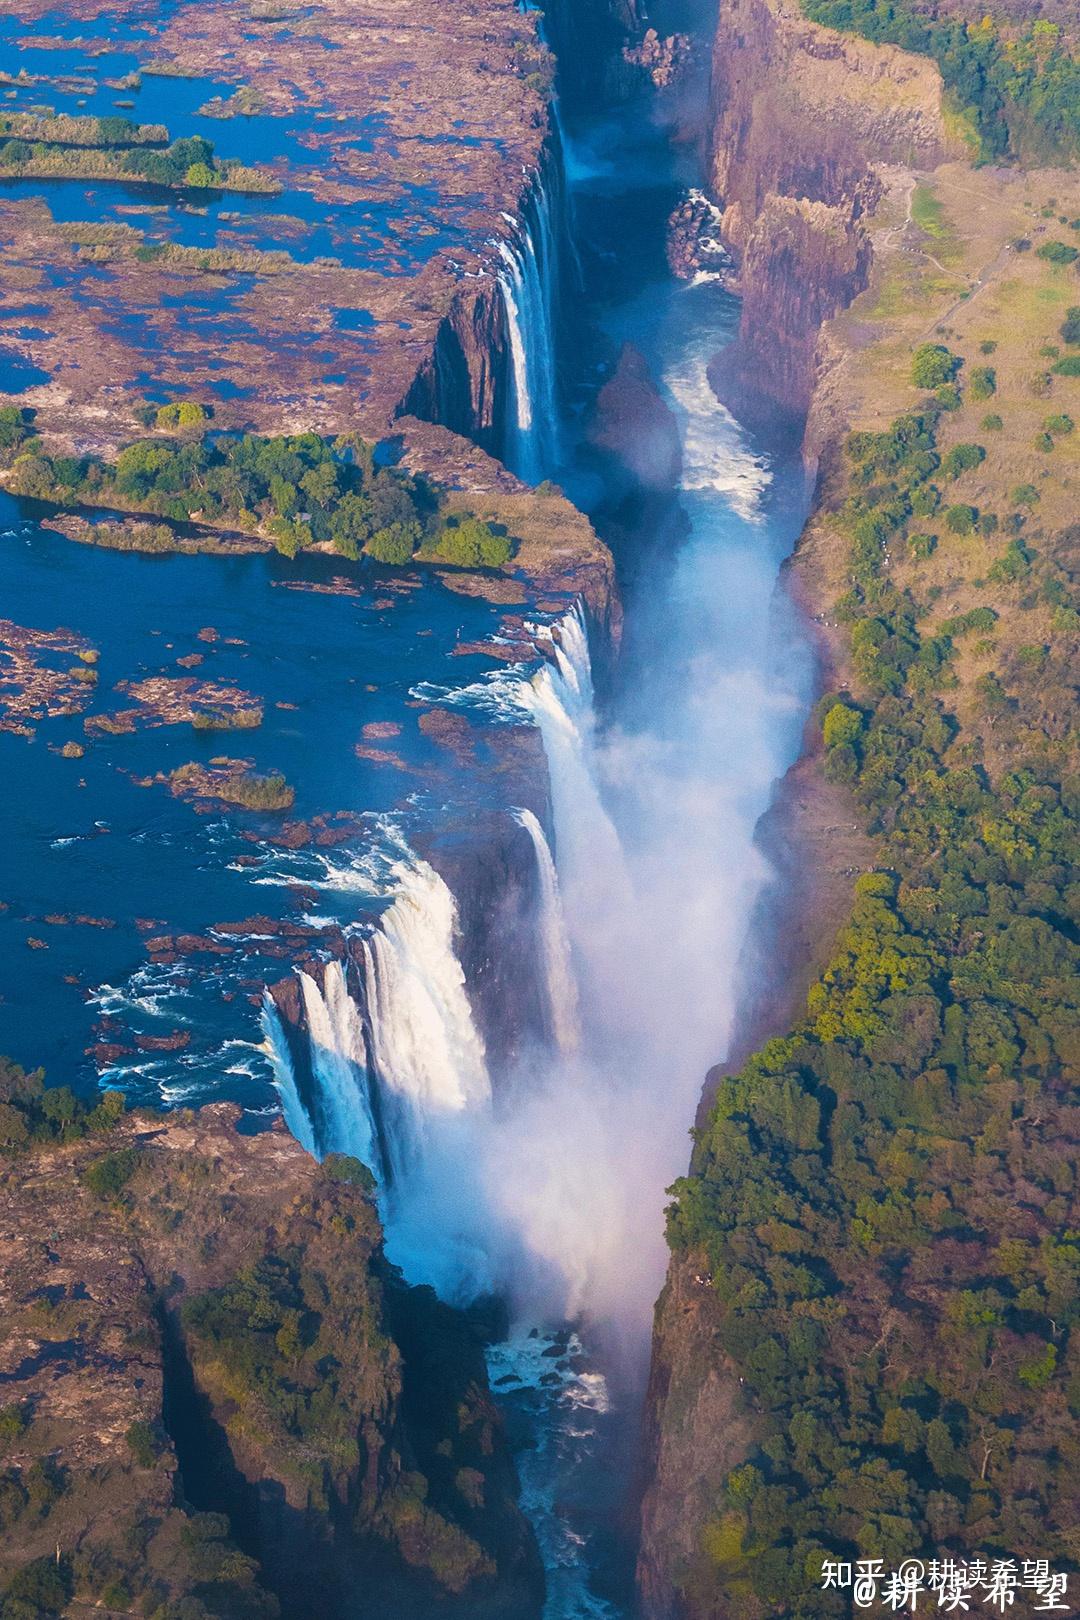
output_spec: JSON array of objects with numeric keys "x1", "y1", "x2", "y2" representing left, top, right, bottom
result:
[
  {"x1": 258, "y1": 0, "x2": 829, "y2": 1610},
  {"x1": 8, "y1": 0, "x2": 1068, "y2": 1611}
]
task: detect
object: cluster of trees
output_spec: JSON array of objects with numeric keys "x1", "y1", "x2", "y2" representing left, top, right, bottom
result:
[
  {"x1": 180, "y1": 1244, "x2": 383, "y2": 1495},
  {"x1": 800, "y1": 0, "x2": 1080, "y2": 161},
  {"x1": 0, "y1": 1058, "x2": 124, "y2": 1156},
  {"x1": 0, "y1": 126, "x2": 275, "y2": 193},
  {"x1": 667, "y1": 344, "x2": 1080, "y2": 1608},
  {"x1": 7, "y1": 426, "x2": 514, "y2": 569},
  {"x1": 0, "y1": 408, "x2": 34, "y2": 461}
]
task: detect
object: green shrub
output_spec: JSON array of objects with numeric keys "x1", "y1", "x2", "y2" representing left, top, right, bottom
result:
[
  {"x1": 944, "y1": 504, "x2": 978, "y2": 534},
  {"x1": 323, "y1": 1153, "x2": 376, "y2": 1192},
  {"x1": 912, "y1": 343, "x2": 961, "y2": 389},
  {"x1": 988, "y1": 538, "x2": 1032, "y2": 582},
  {"x1": 940, "y1": 605, "x2": 998, "y2": 636},
  {"x1": 1010, "y1": 483, "x2": 1040, "y2": 507},
  {"x1": 1036, "y1": 240, "x2": 1079, "y2": 264},
  {"x1": 0, "y1": 405, "x2": 32, "y2": 452},
  {"x1": 155, "y1": 400, "x2": 209, "y2": 430},
  {"x1": 910, "y1": 485, "x2": 941, "y2": 517},
  {"x1": 0, "y1": 1405, "x2": 28, "y2": 1451},
  {"x1": 1035, "y1": 431, "x2": 1055, "y2": 452},
  {"x1": 942, "y1": 443, "x2": 986, "y2": 478},
  {"x1": 429, "y1": 517, "x2": 513, "y2": 568},
  {"x1": 981, "y1": 413, "x2": 1004, "y2": 431},
  {"x1": 1052, "y1": 354, "x2": 1080, "y2": 376},
  {"x1": 908, "y1": 531, "x2": 936, "y2": 558},
  {"x1": 83, "y1": 1147, "x2": 139, "y2": 1200},
  {"x1": 968, "y1": 366, "x2": 996, "y2": 399},
  {"x1": 365, "y1": 521, "x2": 419, "y2": 565},
  {"x1": 125, "y1": 1420, "x2": 158, "y2": 1468},
  {"x1": 1, "y1": 1557, "x2": 72, "y2": 1616},
  {"x1": 822, "y1": 701, "x2": 864, "y2": 750},
  {"x1": 1061, "y1": 306, "x2": 1080, "y2": 344},
  {"x1": 1043, "y1": 413, "x2": 1074, "y2": 435}
]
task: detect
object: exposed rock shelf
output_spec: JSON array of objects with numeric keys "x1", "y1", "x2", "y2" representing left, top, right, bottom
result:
[{"x1": 0, "y1": 1104, "x2": 541, "y2": 1618}]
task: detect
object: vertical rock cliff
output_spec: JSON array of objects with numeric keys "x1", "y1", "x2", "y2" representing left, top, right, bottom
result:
[
  {"x1": 638, "y1": 1257, "x2": 760, "y2": 1620},
  {"x1": 705, "y1": 0, "x2": 950, "y2": 431},
  {"x1": 638, "y1": 6, "x2": 955, "y2": 1617}
]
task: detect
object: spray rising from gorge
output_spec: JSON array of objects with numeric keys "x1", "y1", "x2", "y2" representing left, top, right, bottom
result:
[{"x1": 267, "y1": 171, "x2": 811, "y2": 1354}]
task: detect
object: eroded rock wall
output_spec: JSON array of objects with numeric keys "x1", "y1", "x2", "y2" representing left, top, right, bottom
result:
[
  {"x1": 638, "y1": 1256, "x2": 761, "y2": 1620},
  {"x1": 0, "y1": 1106, "x2": 541, "y2": 1619},
  {"x1": 705, "y1": 0, "x2": 948, "y2": 430}
]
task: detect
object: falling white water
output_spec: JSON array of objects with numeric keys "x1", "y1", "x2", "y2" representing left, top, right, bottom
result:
[
  {"x1": 496, "y1": 190, "x2": 560, "y2": 482},
  {"x1": 360, "y1": 854, "x2": 491, "y2": 1184},
  {"x1": 499, "y1": 239, "x2": 534, "y2": 436},
  {"x1": 513, "y1": 807, "x2": 581, "y2": 1054},
  {"x1": 260, "y1": 992, "x2": 317, "y2": 1157},
  {"x1": 298, "y1": 962, "x2": 382, "y2": 1174}
]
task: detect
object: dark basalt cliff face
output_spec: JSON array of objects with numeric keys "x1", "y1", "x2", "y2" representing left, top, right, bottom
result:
[
  {"x1": 0, "y1": 1106, "x2": 542, "y2": 1619},
  {"x1": 704, "y1": 0, "x2": 949, "y2": 433},
  {"x1": 400, "y1": 276, "x2": 511, "y2": 453},
  {"x1": 638, "y1": 1256, "x2": 761, "y2": 1620}
]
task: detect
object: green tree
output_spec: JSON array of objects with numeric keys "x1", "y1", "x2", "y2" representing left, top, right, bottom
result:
[
  {"x1": 969, "y1": 366, "x2": 997, "y2": 399},
  {"x1": 945, "y1": 504, "x2": 978, "y2": 534},
  {"x1": 823, "y1": 701, "x2": 864, "y2": 750},
  {"x1": 912, "y1": 343, "x2": 960, "y2": 389}
]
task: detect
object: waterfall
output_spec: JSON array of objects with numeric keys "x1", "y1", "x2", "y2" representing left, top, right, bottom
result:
[
  {"x1": 260, "y1": 992, "x2": 317, "y2": 1157},
  {"x1": 513, "y1": 807, "x2": 581, "y2": 1054},
  {"x1": 298, "y1": 961, "x2": 382, "y2": 1175},
  {"x1": 358, "y1": 854, "x2": 491, "y2": 1184},
  {"x1": 412, "y1": 600, "x2": 640, "y2": 1052},
  {"x1": 496, "y1": 182, "x2": 561, "y2": 482},
  {"x1": 517, "y1": 611, "x2": 639, "y2": 1046}
]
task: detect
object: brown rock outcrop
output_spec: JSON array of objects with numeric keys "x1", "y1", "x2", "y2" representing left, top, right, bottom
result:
[
  {"x1": 0, "y1": 1105, "x2": 542, "y2": 1618},
  {"x1": 637, "y1": 1256, "x2": 760, "y2": 1620},
  {"x1": 587, "y1": 344, "x2": 683, "y2": 494},
  {"x1": 705, "y1": 0, "x2": 950, "y2": 429}
]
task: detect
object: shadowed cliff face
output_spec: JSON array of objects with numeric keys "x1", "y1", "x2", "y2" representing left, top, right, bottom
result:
[
  {"x1": 704, "y1": 0, "x2": 949, "y2": 432},
  {"x1": 637, "y1": 1257, "x2": 760, "y2": 1620}
]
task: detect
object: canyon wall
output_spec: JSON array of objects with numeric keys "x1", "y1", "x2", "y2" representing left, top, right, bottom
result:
[
  {"x1": 638, "y1": 5, "x2": 953, "y2": 1616},
  {"x1": 0, "y1": 1104, "x2": 541, "y2": 1619},
  {"x1": 399, "y1": 276, "x2": 511, "y2": 454},
  {"x1": 705, "y1": 0, "x2": 950, "y2": 432}
]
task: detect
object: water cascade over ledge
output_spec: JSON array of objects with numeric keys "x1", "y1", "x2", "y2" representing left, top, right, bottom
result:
[{"x1": 496, "y1": 168, "x2": 563, "y2": 482}]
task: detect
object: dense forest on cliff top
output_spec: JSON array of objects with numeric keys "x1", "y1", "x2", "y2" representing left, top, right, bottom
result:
[
  {"x1": 667, "y1": 175, "x2": 1080, "y2": 1613},
  {"x1": 800, "y1": 0, "x2": 1080, "y2": 162}
]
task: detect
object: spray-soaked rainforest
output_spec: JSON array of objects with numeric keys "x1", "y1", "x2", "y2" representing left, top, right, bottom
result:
[{"x1": 0, "y1": 0, "x2": 813, "y2": 1613}]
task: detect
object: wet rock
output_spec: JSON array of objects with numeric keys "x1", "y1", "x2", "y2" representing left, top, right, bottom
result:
[
  {"x1": 623, "y1": 28, "x2": 694, "y2": 89},
  {"x1": 133, "y1": 1030, "x2": 191, "y2": 1052},
  {"x1": 665, "y1": 191, "x2": 734, "y2": 283}
]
